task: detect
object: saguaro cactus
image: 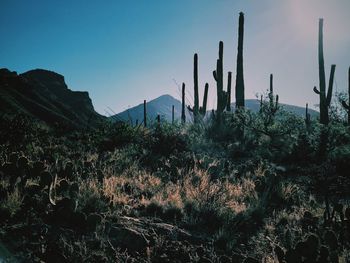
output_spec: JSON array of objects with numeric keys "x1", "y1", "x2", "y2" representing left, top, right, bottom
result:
[
  {"x1": 143, "y1": 100, "x2": 147, "y2": 127},
  {"x1": 305, "y1": 103, "x2": 311, "y2": 131},
  {"x1": 213, "y1": 41, "x2": 227, "y2": 118},
  {"x1": 172, "y1": 105, "x2": 175, "y2": 124},
  {"x1": 188, "y1": 54, "x2": 200, "y2": 123},
  {"x1": 269, "y1": 74, "x2": 279, "y2": 115},
  {"x1": 181, "y1": 83, "x2": 186, "y2": 123},
  {"x1": 199, "y1": 83, "x2": 209, "y2": 117},
  {"x1": 341, "y1": 67, "x2": 350, "y2": 125},
  {"x1": 227, "y1": 72, "x2": 232, "y2": 111},
  {"x1": 313, "y1": 18, "x2": 336, "y2": 125},
  {"x1": 235, "y1": 12, "x2": 245, "y2": 109}
]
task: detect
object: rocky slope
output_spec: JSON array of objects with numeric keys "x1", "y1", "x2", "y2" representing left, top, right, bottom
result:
[{"x1": 0, "y1": 68, "x2": 105, "y2": 128}]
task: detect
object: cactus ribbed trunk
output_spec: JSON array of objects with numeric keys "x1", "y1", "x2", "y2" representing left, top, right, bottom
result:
[
  {"x1": 314, "y1": 19, "x2": 336, "y2": 126},
  {"x1": 348, "y1": 67, "x2": 350, "y2": 124},
  {"x1": 214, "y1": 41, "x2": 225, "y2": 119},
  {"x1": 143, "y1": 100, "x2": 147, "y2": 127},
  {"x1": 181, "y1": 83, "x2": 186, "y2": 124},
  {"x1": 235, "y1": 12, "x2": 245, "y2": 109},
  {"x1": 341, "y1": 67, "x2": 350, "y2": 125},
  {"x1": 269, "y1": 74, "x2": 274, "y2": 108},
  {"x1": 318, "y1": 18, "x2": 327, "y2": 125},
  {"x1": 305, "y1": 103, "x2": 311, "y2": 131},
  {"x1": 172, "y1": 105, "x2": 174, "y2": 124},
  {"x1": 202, "y1": 83, "x2": 209, "y2": 114},
  {"x1": 193, "y1": 53, "x2": 199, "y2": 122},
  {"x1": 227, "y1": 72, "x2": 232, "y2": 111}
]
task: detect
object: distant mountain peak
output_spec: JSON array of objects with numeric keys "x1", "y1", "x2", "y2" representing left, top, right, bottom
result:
[{"x1": 111, "y1": 94, "x2": 318, "y2": 124}]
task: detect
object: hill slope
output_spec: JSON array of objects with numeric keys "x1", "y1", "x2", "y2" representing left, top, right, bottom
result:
[
  {"x1": 112, "y1": 94, "x2": 192, "y2": 124},
  {"x1": 0, "y1": 68, "x2": 105, "y2": 127},
  {"x1": 112, "y1": 95, "x2": 318, "y2": 123}
]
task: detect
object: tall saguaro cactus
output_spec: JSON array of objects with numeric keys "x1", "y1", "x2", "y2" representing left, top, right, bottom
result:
[
  {"x1": 313, "y1": 18, "x2": 336, "y2": 125},
  {"x1": 227, "y1": 72, "x2": 232, "y2": 111},
  {"x1": 181, "y1": 83, "x2": 186, "y2": 124},
  {"x1": 143, "y1": 100, "x2": 147, "y2": 127},
  {"x1": 305, "y1": 103, "x2": 311, "y2": 131},
  {"x1": 188, "y1": 54, "x2": 200, "y2": 123},
  {"x1": 235, "y1": 12, "x2": 245, "y2": 109},
  {"x1": 341, "y1": 67, "x2": 350, "y2": 125},
  {"x1": 172, "y1": 105, "x2": 175, "y2": 124},
  {"x1": 269, "y1": 74, "x2": 279, "y2": 115},
  {"x1": 213, "y1": 41, "x2": 227, "y2": 119}
]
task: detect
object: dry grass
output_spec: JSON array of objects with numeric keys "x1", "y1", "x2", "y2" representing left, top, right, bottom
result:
[{"x1": 1, "y1": 187, "x2": 23, "y2": 217}]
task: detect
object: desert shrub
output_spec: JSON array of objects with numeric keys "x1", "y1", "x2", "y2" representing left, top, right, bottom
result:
[
  {"x1": 78, "y1": 179, "x2": 108, "y2": 214},
  {"x1": 148, "y1": 122, "x2": 188, "y2": 157},
  {"x1": 0, "y1": 187, "x2": 23, "y2": 219},
  {"x1": 98, "y1": 122, "x2": 145, "y2": 151},
  {"x1": 0, "y1": 114, "x2": 38, "y2": 150}
]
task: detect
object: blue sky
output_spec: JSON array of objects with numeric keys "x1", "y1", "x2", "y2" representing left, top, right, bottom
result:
[{"x1": 1, "y1": 0, "x2": 350, "y2": 114}]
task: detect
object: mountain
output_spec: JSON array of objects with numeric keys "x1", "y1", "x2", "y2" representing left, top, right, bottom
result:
[
  {"x1": 112, "y1": 94, "x2": 192, "y2": 124},
  {"x1": 112, "y1": 95, "x2": 318, "y2": 124},
  {"x1": 233, "y1": 99, "x2": 319, "y2": 117},
  {"x1": 0, "y1": 68, "x2": 105, "y2": 127}
]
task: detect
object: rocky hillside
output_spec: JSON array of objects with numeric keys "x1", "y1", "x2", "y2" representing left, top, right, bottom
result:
[{"x1": 0, "y1": 68, "x2": 105, "y2": 128}]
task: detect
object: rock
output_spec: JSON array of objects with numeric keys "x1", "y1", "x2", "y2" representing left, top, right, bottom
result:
[
  {"x1": 109, "y1": 226, "x2": 149, "y2": 251},
  {"x1": 243, "y1": 256, "x2": 259, "y2": 263},
  {"x1": 39, "y1": 171, "x2": 52, "y2": 188},
  {"x1": 323, "y1": 230, "x2": 338, "y2": 251}
]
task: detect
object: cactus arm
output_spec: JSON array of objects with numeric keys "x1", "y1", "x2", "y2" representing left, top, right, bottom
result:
[
  {"x1": 313, "y1": 86, "x2": 320, "y2": 94},
  {"x1": 213, "y1": 70, "x2": 217, "y2": 81},
  {"x1": 226, "y1": 72, "x2": 232, "y2": 111},
  {"x1": 193, "y1": 53, "x2": 199, "y2": 115},
  {"x1": 326, "y1": 64, "x2": 336, "y2": 106},
  {"x1": 341, "y1": 100, "x2": 350, "y2": 110},
  {"x1": 202, "y1": 83, "x2": 209, "y2": 113}
]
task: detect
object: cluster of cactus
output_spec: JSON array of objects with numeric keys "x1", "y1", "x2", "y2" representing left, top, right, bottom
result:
[
  {"x1": 313, "y1": 18, "x2": 336, "y2": 126},
  {"x1": 276, "y1": 205, "x2": 350, "y2": 263},
  {"x1": 187, "y1": 54, "x2": 209, "y2": 122},
  {"x1": 340, "y1": 67, "x2": 350, "y2": 125},
  {"x1": 275, "y1": 232, "x2": 339, "y2": 263},
  {"x1": 0, "y1": 153, "x2": 53, "y2": 191},
  {"x1": 180, "y1": 12, "x2": 244, "y2": 123},
  {"x1": 213, "y1": 41, "x2": 229, "y2": 119}
]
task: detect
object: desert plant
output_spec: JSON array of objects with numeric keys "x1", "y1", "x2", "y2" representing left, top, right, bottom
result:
[
  {"x1": 235, "y1": 12, "x2": 245, "y2": 109},
  {"x1": 213, "y1": 41, "x2": 228, "y2": 121},
  {"x1": 340, "y1": 67, "x2": 350, "y2": 125},
  {"x1": 313, "y1": 18, "x2": 336, "y2": 126}
]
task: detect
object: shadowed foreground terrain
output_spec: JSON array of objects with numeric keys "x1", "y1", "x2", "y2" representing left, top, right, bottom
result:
[{"x1": 0, "y1": 99, "x2": 350, "y2": 262}]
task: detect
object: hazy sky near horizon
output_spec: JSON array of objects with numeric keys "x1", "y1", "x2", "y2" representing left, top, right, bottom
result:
[{"x1": 1, "y1": 0, "x2": 350, "y2": 114}]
